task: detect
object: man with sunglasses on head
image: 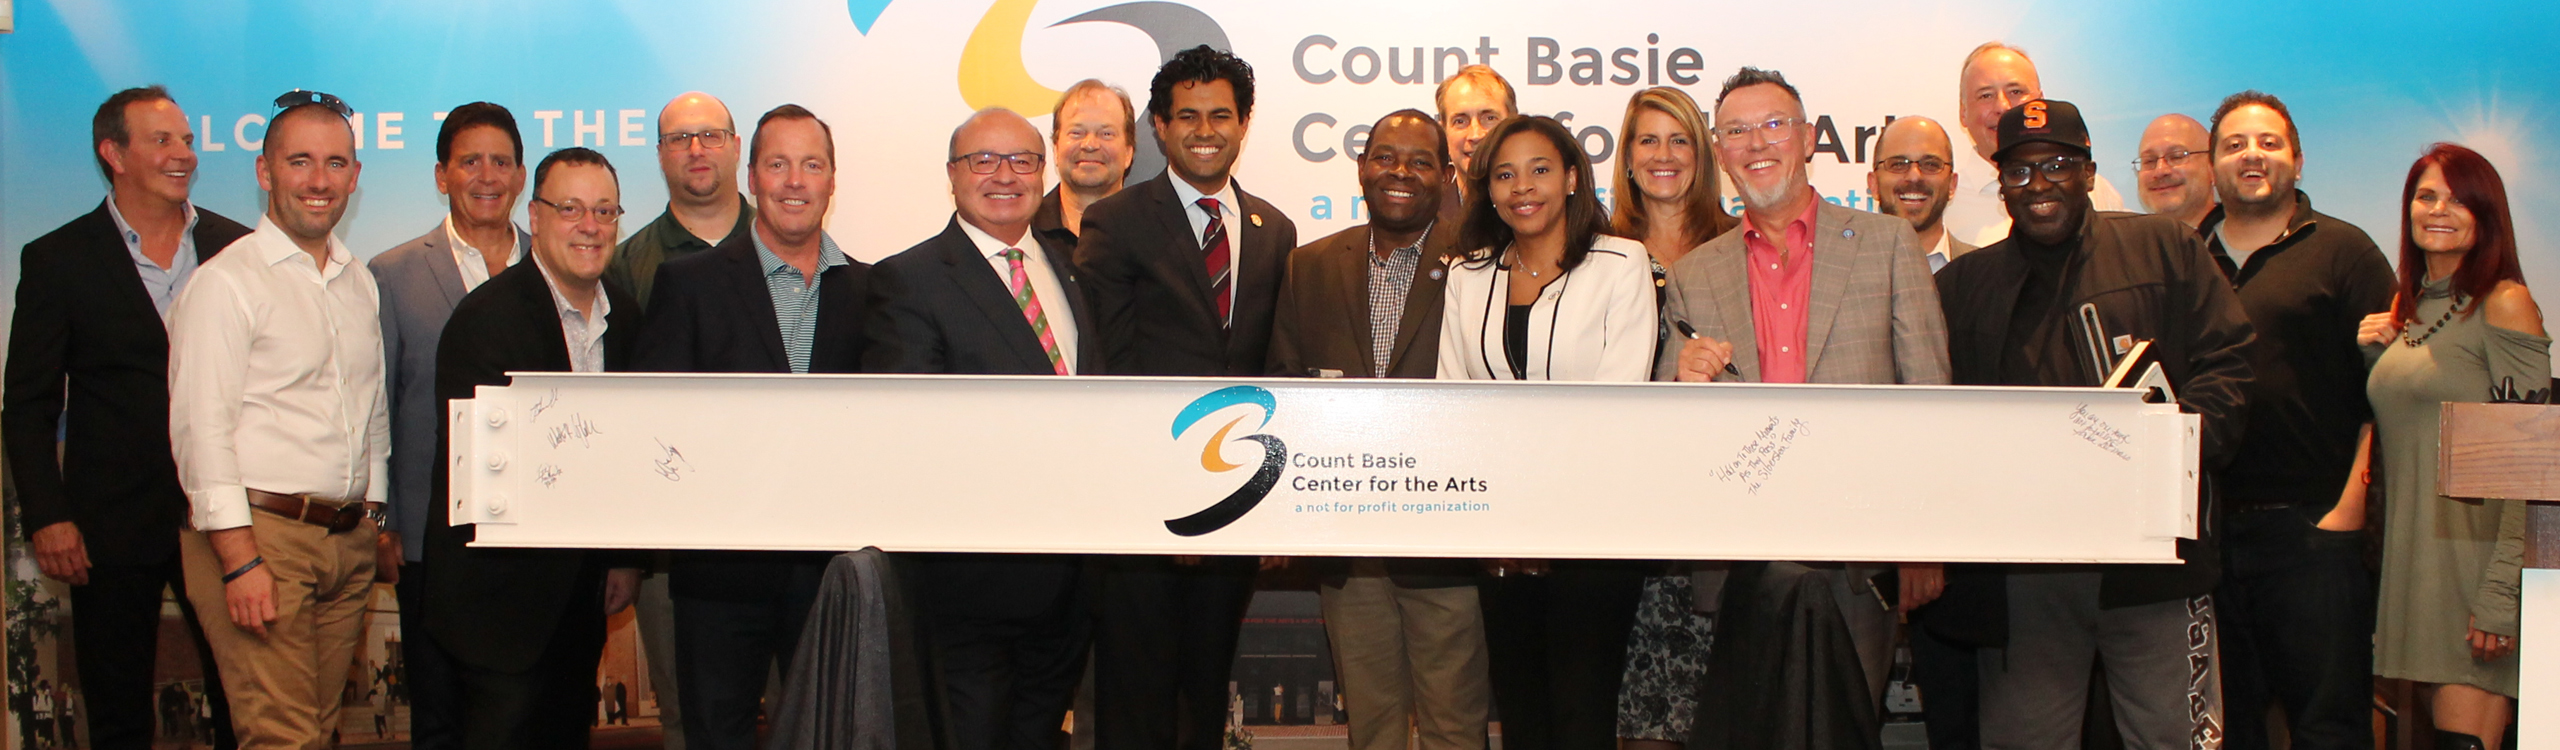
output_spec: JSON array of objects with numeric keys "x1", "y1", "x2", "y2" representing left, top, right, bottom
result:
[
  {"x1": 167, "y1": 89, "x2": 391, "y2": 749},
  {"x1": 1933, "y1": 99, "x2": 2255, "y2": 750},
  {"x1": 1867, "y1": 115, "x2": 1972, "y2": 272},
  {"x1": 366, "y1": 102, "x2": 528, "y2": 750},
  {"x1": 864, "y1": 106, "x2": 1099, "y2": 750}
]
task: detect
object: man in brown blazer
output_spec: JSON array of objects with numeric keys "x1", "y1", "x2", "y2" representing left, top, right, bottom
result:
[
  {"x1": 1265, "y1": 110, "x2": 1484, "y2": 750},
  {"x1": 1658, "y1": 68, "x2": 1951, "y2": 746}
]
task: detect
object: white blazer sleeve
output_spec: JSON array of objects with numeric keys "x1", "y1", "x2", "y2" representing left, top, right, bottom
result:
[{"x1": 1594, "y1": 249, "x2": 1660, "y2": 382}]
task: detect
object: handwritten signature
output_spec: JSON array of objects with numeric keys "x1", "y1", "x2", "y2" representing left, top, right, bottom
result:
[
  {"x1": 536, "y1": 464, "x2": 562, "y2": 487},
  {"x1": 527, "y1": 389, "x2": 561, "y2": 420},
  {"x1": 1711, "y1": 417, "x2": 1814, "y2": 494},
  {"x1": 652, "y1": 439, "x2": 695, "y2": 482},
  {"x1": 2068, "y1": 405, "x2": 2134, "y2": 461},
  {"x1": 547, "y1": 414, "x2": 604, "y2": 449}
]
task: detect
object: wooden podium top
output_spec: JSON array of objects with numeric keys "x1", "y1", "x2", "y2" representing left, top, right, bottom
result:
[{"x1": 2439, "y1": 402, "x2": 2560, "y2": 568}]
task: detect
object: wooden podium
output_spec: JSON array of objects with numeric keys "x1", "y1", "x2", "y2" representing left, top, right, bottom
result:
[{"x1": 2438, "y1": 401, "x2": 2560, "y2": 748}]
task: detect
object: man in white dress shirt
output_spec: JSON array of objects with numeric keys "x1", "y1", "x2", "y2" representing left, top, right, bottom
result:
[{"x1": 167, "y1": 92, "x2": 390, "y2": 749}]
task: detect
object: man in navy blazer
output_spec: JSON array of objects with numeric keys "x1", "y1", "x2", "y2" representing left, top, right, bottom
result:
[
  {"x1": 367, "y1": 102, "x2": 529, "y2": 750},
  {"x1": 629, "y1": 104, "x2": 870, "y2": 750},
  {"x1": 4, "y1": 86, "x2": 247, "y2": 750},
  {"x1": 1072, "y1": 46, "x2": 1297, "y2": 750},
  {"x1": 865, "y1": 107, "x2": 1103, "y2": 750}
]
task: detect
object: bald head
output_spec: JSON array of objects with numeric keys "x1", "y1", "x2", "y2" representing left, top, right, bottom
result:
[
  {"x1": 1868, "y1": 116, "x2": 1959, "y2": 237},
  {"x1": 948, "y1": 107, "x2": 1047, "y2": 243},
  {"x1": 949, "y1": 107, "x2": 1043, "y2": 158},
  {"x1": 655, "y1": 91, "x2": 742, "y2": 204},
  {"x1": 2136, "y1": 113, "x2": 2216, "y2": 226},
  {"x1": 1877, "y1": 117, "x2": 1954, "y2": 162},
  {"x1": 1958, "y1": 43, "x2": 2042, "y2": 162},
  {"x1": 658, "y1": 92, "x2": 735, "y2": 136}
]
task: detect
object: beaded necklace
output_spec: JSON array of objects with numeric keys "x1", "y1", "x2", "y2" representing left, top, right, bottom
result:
[{"x1": 2399, "y1": 294, "x2": 2467, "y2": 348}]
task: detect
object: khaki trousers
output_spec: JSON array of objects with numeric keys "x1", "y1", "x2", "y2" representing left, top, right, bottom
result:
[
  {"x1": 1320, "y1": 571, "x2": 1492, "y2": 750},
  {"x1": 181, "y1": 513, "x2": 377, "y2": 750}
]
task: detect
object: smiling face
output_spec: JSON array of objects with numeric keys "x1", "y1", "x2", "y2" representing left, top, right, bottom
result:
[
  {"x1": 530, "y1": 162, "x2": 620, "y2": 286},
  {"x1": 2408, "y1": 163, "x2": 2475, "y2": 255},
  {"x1": 1053, "y1": 88, "x2": 1134, "y2": 192},
  {"x1": 255, "y1": 108, "x2": 362, "y2": 247},
  {"x1": 1625, "y1": 107, "x2": 1699, "y2": 205},
  {"x1": 434, "y1": 125, "x2": 525, "y2": 231},
  {"x1": 2136, "y1": 114, "x2": 2214, "y2": 221},
  {"x1": 1712, "y1": 82, "x2": 1812, "y2": 214},
  {"x1": 103, "y1": 98, "x2": 198, "y2": 205},
  {"x1": 749, "y1": 117, "x2": 835, "y2": 246},
  {"x1": 656, "y1": 93, "x2": 740, "y2": 202},
  {"x1": 1439, "y1": 77, "x2": 1515, "y2": 179},
  {"x1": 1152, "y1": 79, "x2": 1248, "y2": 194},
  {"x1": 1358, "y1": 115, "x2": 1448, "y2": 234},
  {"x1": 1998, "y1": 141, "x2": 2093, "y2": 246},
  {"x1": 2211, "y1": 104, "x2": 2299, "y2": 214},
  {"x1": 1959, "y1": 50, "x2": 2041, "y2": 163},
  {"x1": 1485, "y1": 129, "x2": 1577, "y2": 241},
  {"x1": 1866, "y1": 117, "x2": 1958, "y2": 233},
  {"x1": 950, "y1": 111, "x2": 1048, "y2": 242}
]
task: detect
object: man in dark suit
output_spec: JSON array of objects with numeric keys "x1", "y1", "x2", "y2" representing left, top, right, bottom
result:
[
  {"x1": 1264, "y1": 109, "x2": 1483, "y2": 750},
  {"x1": 630, "y1": 104, "x2": 870, "y2": 750},
  {"x1": 3, "y1": 86, "x2": 244, "y2": 750},
  {"x1": 865, "y1": 106, "x2": 1102, "y2": 750},
  {"x1": 1072, "y1": 45, "x2": 1297, "y2": 750},
  {"x1": 368, "y1": 101, "x2": 529, "y2": 750},
  {"x1": 425, "y1": 147, "x2": 642, "y2": 749}
]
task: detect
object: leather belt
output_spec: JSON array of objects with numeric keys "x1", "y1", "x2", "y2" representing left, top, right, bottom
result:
[{"x1": 246, "y1": 489, "x2": 373, "y2": 534}]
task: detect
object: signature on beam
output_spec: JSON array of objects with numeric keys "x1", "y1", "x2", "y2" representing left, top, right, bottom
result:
[
  {"x1": 653, "y1": 439, "x2": 695, "y2": 482},
  {"x1": 536, "y1": 464, "x2": 563, "y2": 488},
  {"x1": 1710, "y1": 417, "x2": 1814, "y2": 495},
  {"x1": 527, "y1": 389, "x2": 561, "y2": 420},
  {"x1": 547, "y1": 414, "x2": 603, "y2": 449}
]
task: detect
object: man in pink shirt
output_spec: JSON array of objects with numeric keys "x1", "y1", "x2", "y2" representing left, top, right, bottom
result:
[{"x1": 1654, "y1": 67, "x2": 1951, "y2": 746}]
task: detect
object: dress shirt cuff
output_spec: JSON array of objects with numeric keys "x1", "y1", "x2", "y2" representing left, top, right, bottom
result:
[
  {"x1": 367, "y1": 457, "x2": 390, "y2": 507},
  {"x1": 190, "y1": 485, "x2": 254, "y2": 532}
]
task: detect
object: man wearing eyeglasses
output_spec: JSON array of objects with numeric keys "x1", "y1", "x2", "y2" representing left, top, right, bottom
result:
[
  {"x1": 1037, "y1": 79, "x2": 1138, "y2": 245},
  {"x1": 631, "y1": 104, "x2": 869, "y2": 750},
  {"x1": 167, "y1": 91, "x2": 391, "y2": 749},
  {"x1": 1661, "y1": 67, "x2": 1949, "y2": 746},
  {"x1": 864, "y1": 106, "x2": 1099, "y2": 750},
  {"x1": 611, "y1": 91, "x2": 752, "y2": 312},
  {"x1": 1933, "y1": 99, "x2": 2256, "y2": 750},
  {"x1": 423, "y1": 147, "x2": 644, "y2": 749},
  {"x1": 1945, "y1": 42, "x2": 2126, "y2": 249},
  {"x1": 2135, "y1": 114, "x2": 2216, "y2": 229},
  {"x1": 2195, "y1": 91, "x2": 2391, "y2": 750},
  {"x1": 366, "y1": 102, "x2": 528, "y2": 750},
  {"x1": 1866, "y1": 116, "x2": 1972, "y2": 272}
]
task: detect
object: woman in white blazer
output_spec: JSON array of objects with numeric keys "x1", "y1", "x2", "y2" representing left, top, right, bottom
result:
[{"x1": 1433, "y1": 115, "x2": 1658, "y2": 749}]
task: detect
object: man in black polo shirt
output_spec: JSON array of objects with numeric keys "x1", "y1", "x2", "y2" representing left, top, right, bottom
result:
[{"x1": 2197, "y1": 90, "x2": 2394, "y2": 750}]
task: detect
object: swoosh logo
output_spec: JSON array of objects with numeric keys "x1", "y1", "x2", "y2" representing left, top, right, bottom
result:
[
  {"x1": 955, "y1": 1, "x2": 1232, "y2": 181},
  {"x1": 1165, "y1": 386, "x2": 1285, "y2": 537}
]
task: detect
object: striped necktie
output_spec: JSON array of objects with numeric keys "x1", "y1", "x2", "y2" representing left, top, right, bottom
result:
[
  {"x1": 1001, "y1": 248, "x2": 1070, "y2": 375},
  {"x1": 1197, "y1": 197, "x2": 1231, "y2": 326}
]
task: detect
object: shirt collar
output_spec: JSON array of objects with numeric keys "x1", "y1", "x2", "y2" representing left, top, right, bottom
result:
[
  {"x1": 251, "y1": 213, "x2": 354, "y2": 276},
  {"x1": 953, "y1": 213, "x2": 1031, "y2": 260},
  {"x1": 2199, "y1": 189, "x2": 2321, "y2": 248},
  {"x1": 751, "y1": 229, "x2": 848, "y2": 280},
  {"x1": 533, "y1": 254, "x2": 611, "y2": 323},
  {"x1": 1169, "y1": 175, "x2": 1239, "y2": 218},
  {"x1": 104, "y1": 193, "x2": 201, "y2": 248},
  {"x1": 1742, "y1": 196, "x2": 1821, "y2": 245},
  {"x1": 442, "y1": 215, "x2": 524, "y2": 263}
]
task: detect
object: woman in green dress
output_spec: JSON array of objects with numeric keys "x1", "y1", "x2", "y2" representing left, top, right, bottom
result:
[{"x1": 2358, "y1": 143, "x2": 2549, "y2": 750}]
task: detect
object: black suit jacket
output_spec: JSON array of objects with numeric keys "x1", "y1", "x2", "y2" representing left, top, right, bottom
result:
[
  {"x1": 424, "y1": 261, "x2": 639, "y2": 672},
  {"x1": 864, "y1": 215, "x2": 1099, "y2": 622},
  {"x1": 1073, "y1": 173, "x2": 1295, "y2": 377},
  {"x1": 631, "y1": 230, "x2": 870, "y2": 601},
  {"x1": 4, "y1": 201, "x2": 249, "y2": 566}
]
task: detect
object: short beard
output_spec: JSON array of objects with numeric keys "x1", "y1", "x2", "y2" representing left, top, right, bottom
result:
[
  {"x1": 1735, "y1": 174, "x2": 1803, "y2": 216},
  {"x1": 1882, "y1": 178, "x2": 1949, "y2": 233}
]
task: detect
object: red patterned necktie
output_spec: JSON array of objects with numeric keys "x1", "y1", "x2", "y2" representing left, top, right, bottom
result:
[{"x1": 1197, "y1": 197, "x2": 1231, "y2": 327}]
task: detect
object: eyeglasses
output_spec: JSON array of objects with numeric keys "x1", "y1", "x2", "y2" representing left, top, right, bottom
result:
[
  {"x1": 950, "y1": 151, "x2": 1046, "y2": 175},
  {"x1": 1711, "y1": 117, "x2": 1801, "y2": 146},
  {"x1": 1879, "y1": 157, "x2": 1951, "y2": 176},
  {"x1": 272, "y1": 89, "x2": 353, "y2": 118},
  {"x1": 1999, "y1": 155, "x2": 2090, "y2": 187},
  {"x1": 2134, "y1": 149, "x2": 2201, "y2": 171},
  {"x1": 659, "y1": 129, "x2": 735, "y2": 150},
  {"x1": 530, "y1": 196, "x2": 625, "y2": 223}
]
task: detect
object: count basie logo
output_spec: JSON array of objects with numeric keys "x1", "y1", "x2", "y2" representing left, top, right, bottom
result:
[{"x1": 1164, "y1": 385, "x2": 1286, "y2": 536}]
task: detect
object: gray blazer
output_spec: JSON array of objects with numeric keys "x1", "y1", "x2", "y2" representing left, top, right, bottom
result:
[
  {"x1": 1653, "y1": 201, "x2": 1952, "y2": 386},
  {"x1": 371, "y1": 222, "x2": 528, "y2": 561}
]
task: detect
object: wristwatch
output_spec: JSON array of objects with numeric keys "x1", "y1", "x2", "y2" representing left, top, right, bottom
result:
[{"x1": 365, "y1": 503, "x2": 390, "y2": 528}]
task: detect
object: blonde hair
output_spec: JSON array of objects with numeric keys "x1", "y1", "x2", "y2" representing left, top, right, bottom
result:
[
  {"x1": 1609, "y1": 87, "x2": 1736, "y2": 248},
  {"x1": 1434, "y1": 65, "x2": 1517, "y2": 121}
]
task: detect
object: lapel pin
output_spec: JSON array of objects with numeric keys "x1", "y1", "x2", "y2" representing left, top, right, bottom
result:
[
  {"x1": 1842, "y1": 229, "x2": 1855, "y2": 238},
  {"x1": 1429, "y1": 268, "x2": 1444, "y2": 280},
  {"x1": 1250, "y1": 213, "x2": 1263, "y2": 227}
]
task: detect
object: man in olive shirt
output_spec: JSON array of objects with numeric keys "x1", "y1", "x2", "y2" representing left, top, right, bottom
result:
[{"x1": 610, "y1": 91, "x2": 754, "y2": 311}]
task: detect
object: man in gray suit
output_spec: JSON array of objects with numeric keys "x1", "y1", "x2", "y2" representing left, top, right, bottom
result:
[
  {"x1": 1868, "y1": 116, "x2": 1977, "y2": 272},
  {"x1": 367, "y1": 102, "x2": 529, "y2": 750},
  {"x1": 1657, "y1": 68, "x2": 1950, "y2": 746}
]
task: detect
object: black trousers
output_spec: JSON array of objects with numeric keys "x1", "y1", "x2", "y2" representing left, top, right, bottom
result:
[
  {"x1": 1476, "y1": 563, "x2": 1644, "y2": 750},
  {"x1": 674, "y1": 564, "x2": 825, "y2": 750},
  {"x1": 1910, "y1": 614, "x2": 1980, "y2": 750},
  {"x1": 929, "y1": 571, "x2": 1091, "y2": 750},
  {"x1": 394, "y1": 563, "x2": 464, "y2": 750},
  {"x1": 2218, "y1": 504, "x2": 2374, "y2": 750},
  {"x1": 451, "y1": 567, "x2": 607, "y2": 750},
  {"x1": 1091, "y1": 555, "x2": 1255, "y2": 750},
  {"x1": 66, "y1": 555, "x2": 233, "y2": 750}
]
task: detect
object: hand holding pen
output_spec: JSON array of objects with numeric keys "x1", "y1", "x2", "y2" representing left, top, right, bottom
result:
[{"x1": 1673, "y1": 320, "x2": 1743, "y2": 382}]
